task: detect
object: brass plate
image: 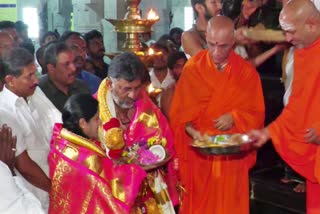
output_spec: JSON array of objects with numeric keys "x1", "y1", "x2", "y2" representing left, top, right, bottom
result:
[{"x1": 191, "y1": 134, "x2": 254, "y2": 155}]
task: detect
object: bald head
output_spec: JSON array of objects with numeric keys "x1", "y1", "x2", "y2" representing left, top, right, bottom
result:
[
  {"x1": 280, "y1": 0, "x2": 320, "y2": 25},
  {"x1": 207, "y1": 15, "x2": 235, "y2": 34},
  {"x1": 280, "y1": 0, "x2": 320, "y2": 48},
  {"x1": 206, "y1": 16, "x2": 235, "y2": 66},
  {"x1": 207, "y1": 16, "x2": 235, "y2": 42},
  {"x1": 0, "y1": 32, "x2": 14, "y2": 58}
]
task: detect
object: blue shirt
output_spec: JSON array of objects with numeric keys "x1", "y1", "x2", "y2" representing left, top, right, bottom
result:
[{"x1": 77, "y1": 70, "x2": 101, "y2": 94}]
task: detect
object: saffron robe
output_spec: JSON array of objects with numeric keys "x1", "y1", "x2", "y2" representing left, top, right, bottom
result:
[
  {"x1": 170, "y1": 50, "x2": 265, "y2": 214},
  {"x1": 268, "y1": 38, "x2": 320, "y2": 214}
]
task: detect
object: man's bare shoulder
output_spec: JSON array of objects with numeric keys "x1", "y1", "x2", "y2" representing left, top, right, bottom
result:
[
  {"x1": 183, "y1": 27, "x2": 196, "y2": 34},
  {"x1": 182, "y1": 30, "x2": 201, "y2": 43},
  {"x1": 160, "y1": 86, "x2": 175, "y2": 118},
  {"x1": 182, "y1": 29, "x2": 206, "y2": 57}
]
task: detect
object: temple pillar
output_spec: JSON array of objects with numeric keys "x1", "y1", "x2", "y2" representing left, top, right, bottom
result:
[
  {"x1": 103, "y1": 0, "x2": 126, "y2": 53},
  {"x1": 72, "y1": 0, "x2": 104, "y2": 34},
  {"x1": 170, "y1": 0, "x2": 190, "y2": 30},
  {"x1": 47, "y1": 0, "x2": 72, "y2": 35}
]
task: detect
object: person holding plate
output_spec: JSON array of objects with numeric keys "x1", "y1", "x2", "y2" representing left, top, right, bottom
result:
[
  {"x1": 170, "y1": 16, "x2": 265, "y2": 214},
  {"x1": 96, "y1": 52, "x2": 179, "y2": 214}
]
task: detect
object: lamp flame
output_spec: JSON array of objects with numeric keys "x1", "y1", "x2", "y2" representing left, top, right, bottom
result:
[
  {"x1": 147, "y1": 8, "x2": 159, "y2": 20},
  {"x1": 147, "y1": 83, "x2": 162, "y2": 95},
  {"x1": 148, "y1": 48, "x2": 155, "y2": 55},
  {"x1": 147, "y1": 83, "x2": 156, "y2": 93}
]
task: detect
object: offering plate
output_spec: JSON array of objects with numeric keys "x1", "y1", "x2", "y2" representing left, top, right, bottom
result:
[
  {"x1": 140, "y1": 155, "x2": 172, "y2": 172},
  {"x1": 191, "y1": 134, "x2": 254, "y2": 155}
]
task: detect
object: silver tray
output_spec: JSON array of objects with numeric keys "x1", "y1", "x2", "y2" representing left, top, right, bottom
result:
[{"x1": 190, "y1": 134, "x2": 254, "y2": 155}]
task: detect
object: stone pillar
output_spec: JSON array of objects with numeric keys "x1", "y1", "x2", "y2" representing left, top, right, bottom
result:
[
  {"x1": 103, "y1": 0, "x2": 126, "y2": 53},
  {"x1": 170, "y1": 0, "x2": 190, "y2": 30},
  {"x1": 72, "y1": 0, "x2": 104, "y2": 34},
  {"x1": 38, "y1": 0, "x2": 48, "y2": 38},
  {"x1": 47, "y1": 0, "x2": 72, "y2": 34}
]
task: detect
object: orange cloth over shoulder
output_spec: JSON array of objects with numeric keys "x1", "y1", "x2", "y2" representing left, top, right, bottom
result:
[
  {"x1": 169, "y1": 50, "x2": 265, "y2": 214},
  {"x1": 268, "y1": 39, "x2": 320, "y2": 214}
]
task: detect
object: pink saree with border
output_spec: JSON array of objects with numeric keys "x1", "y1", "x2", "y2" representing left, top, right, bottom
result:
[{"x1": 48, "y1": 124, "x2": 146, "y2": 214}]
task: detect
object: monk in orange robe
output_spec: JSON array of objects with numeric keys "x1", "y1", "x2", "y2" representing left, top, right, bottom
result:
[
  {"x1": 169, "y1": 16, "x2": 265, "y2": 214},
  {"x1": 249, "y1": 1, "x2": 320, "y2": 213}
]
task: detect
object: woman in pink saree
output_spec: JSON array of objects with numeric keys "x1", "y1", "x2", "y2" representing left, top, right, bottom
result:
[{"x1": 48, "y1": 94, "x2": 146, "y2": 214}]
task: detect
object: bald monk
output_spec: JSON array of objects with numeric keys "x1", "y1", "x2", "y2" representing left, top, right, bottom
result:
[
  {"x1": 170, "y1": 16, "x2": 265, "y2": 214},
  {"x1": 249, "y1": 0, "x2": 320, "y2": 213},
  {"x1": 182, "y1": 0, "x2": 222, "y2": 57}
]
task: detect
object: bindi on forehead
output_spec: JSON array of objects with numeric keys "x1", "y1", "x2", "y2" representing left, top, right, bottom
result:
[{"x1": 208, "y1": 40, "x2": 232, "y2": 46}]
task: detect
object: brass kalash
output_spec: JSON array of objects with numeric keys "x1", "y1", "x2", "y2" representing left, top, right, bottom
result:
[{"x1": 106, "y1": 0, "x2": 162, "y2": 97}]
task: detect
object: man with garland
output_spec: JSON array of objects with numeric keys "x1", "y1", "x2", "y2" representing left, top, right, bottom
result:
[{"x1": 96, "y1": 52, "x2": 179, "y2": 213}]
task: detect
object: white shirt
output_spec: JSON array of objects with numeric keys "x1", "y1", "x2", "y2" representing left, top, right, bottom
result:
[
  {"x1": 149, "y1": 68, "x2": 176, "y2": 90},
  {"x1": 0, "y1": 86, "x2": 62, "y2": 211},
  {"x1": 234, "y1": 45, "x2": 249, "y2": 59},
  {"x1": 283, "y1": 47, "x2": 294, "y2": 106},
  {"x1": 149, "y1": 68, "x2": 176, "y2": 107},
  {"x1": 311, "y1": 0, "x2": 320, "y2": 11},
  {"x1": 145, "y1": 39, "x2": 156, "y2": 47},
  {"x1": 0, "y1": 161, "x2": 45, "y2": 214}
]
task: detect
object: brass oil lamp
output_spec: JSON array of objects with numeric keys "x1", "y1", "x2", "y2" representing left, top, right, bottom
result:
[{"x1": 106, "y1": 0, "x2": 160, "y2": 53}]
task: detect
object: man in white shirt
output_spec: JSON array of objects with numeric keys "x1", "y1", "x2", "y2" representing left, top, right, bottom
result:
[
  {"x1": 148, "y1": 42, "x2": 176, "y2": 106},
  {"x1": 0, "y1": 124, "x2": 44, "y2": 214},
  {"x1": 0, "y1": 47, "x2": 61, "y2": 210},
  {"x1": 149, "y1": 42, "x2": 175, "y2": 90}
]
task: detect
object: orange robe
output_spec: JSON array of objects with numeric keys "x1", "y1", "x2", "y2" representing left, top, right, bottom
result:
[
  {"x1": 170, "y1": 50, "x2": 265, "y2": 214},
  {"x1": 268, "y1": 38, "x2": 320, "y2": 214}
]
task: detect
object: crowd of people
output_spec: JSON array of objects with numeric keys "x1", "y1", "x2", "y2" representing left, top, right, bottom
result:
[{"x1": 0, "y1": 0, "x2": 320, "y2": 213}]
